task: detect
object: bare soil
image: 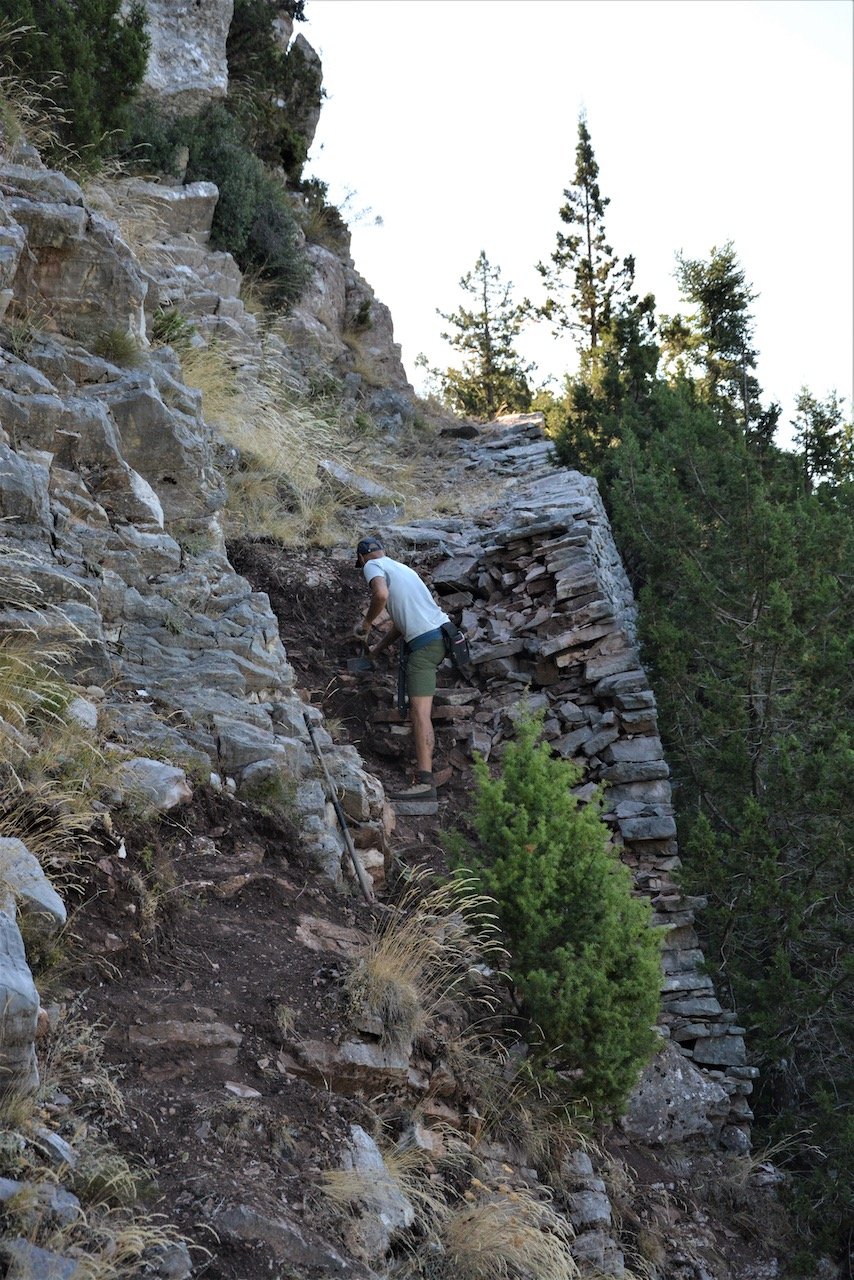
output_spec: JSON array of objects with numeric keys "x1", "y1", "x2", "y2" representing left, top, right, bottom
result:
[{"x1": 53, "y1": 540, "x2": 474, "y2": 1279}]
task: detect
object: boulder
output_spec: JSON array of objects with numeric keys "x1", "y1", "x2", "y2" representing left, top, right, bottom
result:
[
  {"x1": 0, "y1": 164, "x2": 84, "y2": 207},
  {"x1": 0, "y1": 1238, "x2": 78, "y2": 1279},
  {"x1": 0, "y1": 838, "x2": 66, "y2": 935},
  {"x1": 213, "y1": 1202, "x2": 367, "y2": 1276},
  {"x1": 124, "y1": 0, "x2": 234, "y2": 113},
  {"x1": 339, "y1": 1124, "x2": 415, "y2": 1259},
  {"x1": 110, "y1": 178, "x2": 219, "y2": 244},
  {"x1": 0, "y1": 909, "x2": 40, "y2": 1091},
  {"x1": 621, "y1": 1041, "x2": 730, "y2": 1145},
  {"x1": 10, "y1": 203, "x2": 147, "y2": 344},
  {"x1": 287, "y1": 1038, "x2": 410, "y2": 1094},
  {"x1": 0, "y1": 1176, "x2": 80, "y2": 1225},
  {"x1": 318, "y1": 459, "x2": 398, "y2": 508},
  {"x1": 116, "y1": 758, "x2": 193, "y2": 811}
]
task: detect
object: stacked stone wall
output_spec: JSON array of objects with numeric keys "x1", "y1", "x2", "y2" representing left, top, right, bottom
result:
[{"x1": 373, "y1": 415, "x2": 755, "y2": 1145}]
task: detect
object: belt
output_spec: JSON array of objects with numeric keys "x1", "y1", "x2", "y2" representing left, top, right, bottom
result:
[{"x1": 406, "y1": 627, "x2": 443, "y2": 654}]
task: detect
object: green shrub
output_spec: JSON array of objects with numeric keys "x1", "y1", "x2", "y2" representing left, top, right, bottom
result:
[
  {"x1": 454, "y1": 714, "x2": 661, "y2": 1114},
  {"x1": 125, "y1": 102, "x2": 309, "y2": 308},
  {"x1": 151, "y1": 307, "x2": 196, "y2": 351},
  {"x1": 93, "y1": 327, "x2": 141, "y2": 366},
  {"x1": 2, "y1": 0, "x2": 149, "y2": 162},
  {"x1": 120, "y1": 99, "x2": 184, "y2": 175},
  {"x1": 227, "y1": 0, "x2": 316, "y2": 180},
  {"x1": 246, "y1": 170, "x2": 310, "y2": 305}
]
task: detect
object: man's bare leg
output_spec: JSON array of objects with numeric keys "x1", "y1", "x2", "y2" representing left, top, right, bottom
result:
[{"x1": 409, "y1": 695, "x2": 435, "y2": 775}]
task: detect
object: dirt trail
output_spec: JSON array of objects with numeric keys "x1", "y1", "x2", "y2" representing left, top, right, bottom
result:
[
  {"x1": 61, "y1": 541, "x2": 472, "y2": 1279},
  {"x1": 228, "y1": 541, "x2": 477, "y2": 819}
]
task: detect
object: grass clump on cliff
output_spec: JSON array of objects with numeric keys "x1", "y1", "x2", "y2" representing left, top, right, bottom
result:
[
  {"x1": 324, "y1": 1134, "x2": 580, "y2": 1280},
  {"x1": 451, "y1": 714, "x2": 661, "y2": 1115},
  {"x1": 181, "y1": 338, "x2": 385, "y2": 546}
]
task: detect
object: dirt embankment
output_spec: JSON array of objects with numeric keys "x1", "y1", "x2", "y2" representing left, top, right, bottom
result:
[{"x1": 60, "y1": 541, "x2": 472, "y2": 1279}]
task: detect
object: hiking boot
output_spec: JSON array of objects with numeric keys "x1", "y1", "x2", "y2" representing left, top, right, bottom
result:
[{"x1": 389, "y1": 772, "x2": 438, "y2": 815}]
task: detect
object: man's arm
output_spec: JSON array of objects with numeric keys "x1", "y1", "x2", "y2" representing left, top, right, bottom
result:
[
  {"x1": 369, "y1": 621, "x2": 402, "y2": 656},
  {"x1": 356, "y1": 575, "x2": 389, "y2": 637}
]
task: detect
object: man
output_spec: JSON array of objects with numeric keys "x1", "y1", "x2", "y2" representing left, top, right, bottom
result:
[{"x1": 353, "y1": 536, "x2": 449, "y2": 810}]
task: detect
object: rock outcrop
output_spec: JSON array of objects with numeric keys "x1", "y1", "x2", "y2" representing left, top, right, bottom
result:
[
  {"x1": 121, "y1": 0, "x2": 235, "y2": 113},
  {"x1": 0, "y1": 158, "x2": 392, "y2": 1091}
]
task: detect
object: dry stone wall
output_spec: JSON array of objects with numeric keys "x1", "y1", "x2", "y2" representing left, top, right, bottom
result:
[{"x1": 370, "y1": 415, "x2": 754, "y2": 1149}]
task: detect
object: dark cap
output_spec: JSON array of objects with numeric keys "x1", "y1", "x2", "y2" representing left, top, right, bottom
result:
[{"x1": 355, "y1": 536, "x2": 384, "y2": 566}]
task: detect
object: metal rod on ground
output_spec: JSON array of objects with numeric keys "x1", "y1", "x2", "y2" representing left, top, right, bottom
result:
[{"x1": 303, "y1": 711, "x2": 375, "y2": 905}]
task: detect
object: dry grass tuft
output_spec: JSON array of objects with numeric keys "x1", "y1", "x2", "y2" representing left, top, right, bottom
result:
[
  {"x1": 324, "y1": 1120, "x2": 578, "y2": 1279},
  {"x1": 429, "y1": 1184, "x2": 578, "y2": 1280},
  {"x1": 346, "y1": 868, "x2": 505, "y2": 1051},
  {"x1": 37, "y1": 1001, "x2": 125, "y2": 1119},
  {"x1": 0, "y1": 20, "x2": 64, "y2": 158},
  {"x1": 476, "y1": 1064, "x2": 595, "y2": 1178},
  {"x1": 181, "y1": 338, "x2": 383, "y2": 546},
  {"x1": 71, "y1": 1137, "x2": 151, "y2": 1208},
  {"x1": 0, "y1": 630, "x2": 73, "y2": 732}
]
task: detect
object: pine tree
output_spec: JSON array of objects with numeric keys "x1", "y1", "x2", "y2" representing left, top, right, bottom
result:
[
  {"x1": 537, "y1": 116, "x2": 658, "y2": 474},
  {"x1": 436, "y1": 250, "x2": 533, "y2": 419},
  {"x1": 608, "y1": 381, "x2": 854, "y2": 1256},
  {"x1": 791, "y1": 387, "x2": 852, "y2": 492},
  {"x1": 537, "y1": 115, "x2": 633, "y2": 356},
  {"x1": 665, "y1": 242, "x2": 763, "y2": 430},
  {"x1": 455, "y1": 715, "x2": 661, "y2": 1114}
]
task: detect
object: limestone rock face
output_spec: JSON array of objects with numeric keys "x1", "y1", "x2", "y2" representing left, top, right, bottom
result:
[
  {"x1": 1, "y1": 169, "x2": 147, "y2": 345},
  {"x1": 283, "y1": 33, "x2": 324, "y2": 154},
  {"x1": 0, "y1": 838, "x2": 67, "y2": 936},
  {"x1": 0, "y1": 910, "x2": 40, "y2": 1091},
  {"x1": 122, "y1": 0, "x2": 235, "y2": 114},
  {"x1": 280, "y1": 246, "x2": 413, "y2": 399}
]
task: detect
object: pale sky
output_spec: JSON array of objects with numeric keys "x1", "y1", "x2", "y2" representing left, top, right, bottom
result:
[{"x1": 302, "y1": 0, "x2": 854, "y2": 445}]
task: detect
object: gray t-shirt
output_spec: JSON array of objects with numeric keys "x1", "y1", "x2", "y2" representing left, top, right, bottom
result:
[{"x1": 363, "y1": 556, "x2": 449, "y2": 643}]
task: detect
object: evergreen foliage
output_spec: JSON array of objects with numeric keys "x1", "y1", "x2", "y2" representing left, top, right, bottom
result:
[
  {"x1": 227, "y1": 0, "x2": 320, "y2": 180},
  {"x1": 455, "y1": 715, "x2": 661, "y2": 1115},
  {"x1": 537, "y1": 117, "x2": 659, "y2": 475},
  {"x1": 791, "y1": 386, "x2": 853, "y2": 492},
  {"x1": 124, "y1": 103, "x2": 309, "y2": 308},
  {"x1": 1, "y1": 0, "x2": 149, "y2": 161},
  {"x1": 609, "y1": 380, "x2": 853, "y2": 1254},
  {"x1": 661, "y1": 242, "x2": 765, "y2": 430},
  {"x1": 537, "y1": 114, "x2": 634, "y2": 354},
  {"x1": 435, "y1": 250, "x2": 533, "y2": 419},
  {"x1": 540, "y1": 147, "x2": 853, "y2": 1246}
]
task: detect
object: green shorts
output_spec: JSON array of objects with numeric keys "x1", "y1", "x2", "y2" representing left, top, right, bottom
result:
[{"x1": 406, "y1": 636, "x2": 446, "y2": 697}]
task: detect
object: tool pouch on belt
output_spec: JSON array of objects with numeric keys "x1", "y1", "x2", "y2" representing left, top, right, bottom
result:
[
  {"x1": 397, "y1": 644, "x2": 409, "y2": 716},
  {"x1": 441, "y1": 621, "x2": 473, "y2": 677}
]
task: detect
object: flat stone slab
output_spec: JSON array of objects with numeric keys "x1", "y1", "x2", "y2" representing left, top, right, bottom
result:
[{"x1": 391, "y1": 796, "x2": 438, "y2": 816}]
